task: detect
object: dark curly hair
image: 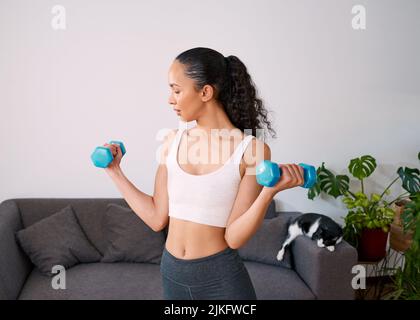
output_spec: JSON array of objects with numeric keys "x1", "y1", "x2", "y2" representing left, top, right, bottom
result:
[{"x1": 175, "y1": 47, "x2": 276, "y2": 139}]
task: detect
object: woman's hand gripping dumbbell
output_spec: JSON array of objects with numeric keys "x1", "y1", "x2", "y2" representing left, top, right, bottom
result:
[
  {"x1": 256, "y1": 160, "x2": 317, "y2": 194},
  {"x1": 90, "y1": 141, "x2": 126, "y2": 174}
]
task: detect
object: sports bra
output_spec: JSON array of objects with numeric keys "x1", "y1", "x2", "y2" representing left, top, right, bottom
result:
[{"x1": 166, "y1": 126, "x2": 254, "y2": 227}]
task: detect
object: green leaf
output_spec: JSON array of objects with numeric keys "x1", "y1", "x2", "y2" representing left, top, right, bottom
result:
[
  {"x1": 348, "y1": 155, "x2": 377, "y2": 180},
  {"x1": 307, "y1": 182, "x2": 321, "y2": 200},
  {"x1": 415, "y1": 221, "x2": 420, "y2": 242},
  {"x1": 317, "y1": 163, "x2": 350, "y2": 198},
  {"x1": 355, "y1": 192, "x2": 367, "y2": 199},
  {"x1": 402, "y1": 192, "x2": 420, "y2": 236},
  {"x1": 398, "y1": 167, "x2": 420, "y2": 194},
  {"x1": 371, "y1": 193, "x2": 381, "y2": 202},
  {"x1": 307, "y1": 166, "x2": 322, "y2": 200}
]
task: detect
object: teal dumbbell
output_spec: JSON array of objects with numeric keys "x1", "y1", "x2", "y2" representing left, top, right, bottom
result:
[
  {"x1": 256, "y1": 160, "x2": 317, "y2": 188},
  {"x1": 91, "y1": 141, "x2": 126, "y2": 168}
]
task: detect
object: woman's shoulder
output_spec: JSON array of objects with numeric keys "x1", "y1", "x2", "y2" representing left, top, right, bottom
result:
[{"x1": 243, "y1": 136, "x2": 271, "y2": 168}]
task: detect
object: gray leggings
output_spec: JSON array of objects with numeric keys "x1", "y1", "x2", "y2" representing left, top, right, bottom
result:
[{"x1": 160, "y1": 246, "x2": 257, "y2": 300}]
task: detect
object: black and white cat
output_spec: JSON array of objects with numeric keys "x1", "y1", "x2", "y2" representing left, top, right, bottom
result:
[{"x1": 277, "y1": 213, "x2": 343, "y2": 261}]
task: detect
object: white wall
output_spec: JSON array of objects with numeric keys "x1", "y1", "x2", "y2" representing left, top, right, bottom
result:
[{"x1": 1, "y1": 0, "x2": 419, "y2": 224}]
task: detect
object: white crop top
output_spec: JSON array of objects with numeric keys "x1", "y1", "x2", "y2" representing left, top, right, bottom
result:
[{"x1": 166, "y1": 126, "x2": 254, "y2": 228}]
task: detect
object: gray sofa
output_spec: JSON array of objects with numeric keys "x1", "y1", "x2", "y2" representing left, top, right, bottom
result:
[{"x1": 0, "y1": 198, "x2": 357, "y2": 300}]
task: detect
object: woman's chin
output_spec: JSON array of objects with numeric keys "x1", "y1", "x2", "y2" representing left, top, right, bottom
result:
[{"x1": 177, "y1": 114, "x2": 188, "y2": 121}]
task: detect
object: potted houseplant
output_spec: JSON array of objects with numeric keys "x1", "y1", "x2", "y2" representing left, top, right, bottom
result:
[
  {"x1": 384, "y1": 152, "x2": 420, "y2": 299},
  {"x1": 307, "y1": 153, "x2": 419, "y2": 262},
  {"x1": 390, "y1": 198, "x2": 413, "y2": 252},
  {"x1": 384, "y1": 191, "x2": 420, "y2": 299}
]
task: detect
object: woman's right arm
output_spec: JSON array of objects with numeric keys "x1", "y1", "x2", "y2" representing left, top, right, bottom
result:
[{"x1": 104, "y1": 129, "x2": 177, "y2": 232}]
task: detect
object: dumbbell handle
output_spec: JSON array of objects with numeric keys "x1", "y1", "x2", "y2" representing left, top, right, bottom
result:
[
  {"x1": 256, "y1": 160, "x2": 317, "y2": 189},
  {"x1": 91, "y1": 141, "x2": 126, "y2": 168}
]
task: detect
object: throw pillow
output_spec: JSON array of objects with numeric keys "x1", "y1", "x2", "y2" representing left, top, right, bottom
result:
[
  {"x1": 101, "y1": 203, "x2": 166, "y2": 264},
  {"x1": 15, "y1": 205, "x2": 102, "y2": 277},
  {"x1": 238, "y1": 214, "x2": 293, "y2": 268}
]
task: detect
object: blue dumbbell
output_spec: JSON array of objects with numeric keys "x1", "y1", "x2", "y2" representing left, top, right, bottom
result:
[
  {"x1": 91, "y1": 141, "x2": 126, "y2": 168},
  {"x1": 256, "y1": 160, "x2": 317, "y2": 188}
]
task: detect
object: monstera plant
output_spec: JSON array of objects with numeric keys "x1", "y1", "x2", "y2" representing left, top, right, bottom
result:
[{"x1": 307, "y1": 153, "x2": 420, "y2": 262}]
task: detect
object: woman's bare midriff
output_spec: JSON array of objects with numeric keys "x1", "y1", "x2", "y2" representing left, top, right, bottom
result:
[{"x1": 165, "y1": 217, "x2": 229, "y2": 259}]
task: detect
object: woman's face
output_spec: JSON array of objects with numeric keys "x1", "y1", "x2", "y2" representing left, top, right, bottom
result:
[{"x1": 168, "y1": 60, "x2": 208, "y2": 122}]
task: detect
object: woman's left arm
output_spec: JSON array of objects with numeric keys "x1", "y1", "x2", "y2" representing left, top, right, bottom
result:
[{"x1": 224, "y1": 139, "x2": 304, "y2": 249}]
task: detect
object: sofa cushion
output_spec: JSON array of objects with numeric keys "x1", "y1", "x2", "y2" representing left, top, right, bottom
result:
[
  {"x1": 17, "y1": 198, "x2": 131, "y2": 255},
  {"x1": 244, "y1": 261, "x2": 315, "y2": 300},
  {"x1": 15, "y1": 205, "x2": 102, "y2": 277},
  {"x1": 18, "y1": 262, "x2": 163, "y2": 300},
  {"x1": 101, "y1": 203, "x2": 166, "y2": 264},
  {"x1": 238, "y1": 213, "x2": 293, "y2": 268}
]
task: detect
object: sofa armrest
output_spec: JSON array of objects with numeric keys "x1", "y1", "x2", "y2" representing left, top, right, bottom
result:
[
  {"x1": 0, "y1": 200, "x2": 33, "y2": 300},
  {"x1": 291, "y1": 236, "x2": 358, "y2": 300}
]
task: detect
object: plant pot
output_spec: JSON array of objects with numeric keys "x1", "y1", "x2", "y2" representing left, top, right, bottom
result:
[
  {"x1": 390, "y1": 201, "x2": 413, "y2": 252},
  {"x1": 358, "y1": 228, "x2": 389, "y2": 262}
]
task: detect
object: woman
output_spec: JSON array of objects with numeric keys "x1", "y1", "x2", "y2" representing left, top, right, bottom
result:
[{"x1": 104, "y1": 47, "x2": 304, "y2": 300}]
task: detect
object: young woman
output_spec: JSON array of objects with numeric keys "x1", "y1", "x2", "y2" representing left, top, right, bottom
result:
[{"x1": 103, "y1": 47, "x2": 304, "y2": 300}]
